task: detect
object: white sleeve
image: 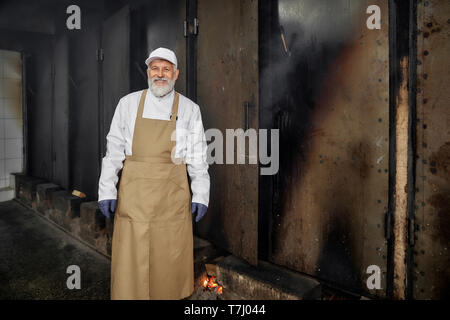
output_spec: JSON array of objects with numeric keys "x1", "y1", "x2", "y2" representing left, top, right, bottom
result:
[
  {"x1": 98, "y1": 98, "x2": 127, "y2": 201},
  {"x1": 186, "y1": 104, "x2": 210, "y2": 207}
]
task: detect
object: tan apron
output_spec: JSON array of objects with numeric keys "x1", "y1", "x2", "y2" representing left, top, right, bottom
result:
[{"x1": 110, "y1": 89, "x2": 194, "y2": 300}]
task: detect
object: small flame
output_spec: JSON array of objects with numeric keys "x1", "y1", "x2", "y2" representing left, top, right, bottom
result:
[{"x1": 202, "y1": 275, "x2": 223, "y2": 294}]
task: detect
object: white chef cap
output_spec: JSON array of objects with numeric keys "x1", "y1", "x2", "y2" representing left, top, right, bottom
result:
[{"x1": 145, "y1": 47, "x2": 178, "y2": 69}]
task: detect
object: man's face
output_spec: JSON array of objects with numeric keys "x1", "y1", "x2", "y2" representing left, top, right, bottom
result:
[
  {"x1": 147, "y1": 59, "x2": 179, "y2": 97},
  {"x1": 147, "y1": 59, "x2": 179, "y2": 85}
]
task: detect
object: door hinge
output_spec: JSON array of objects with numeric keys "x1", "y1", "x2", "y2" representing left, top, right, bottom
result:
[
  {"x1": 194, "y1": 18, "x2": 199, "y2": 35},
  {"x1": 184, "y1": 18, "x2": 199, "y2": 37},
  {"x1": 97, "y1": 48, "x2": 104, "y2": 61}
]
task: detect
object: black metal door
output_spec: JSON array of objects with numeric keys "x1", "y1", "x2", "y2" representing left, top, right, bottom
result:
[
  {"x1": 69, "y1": 11, "x2": 102, "y2": 200},
  {"x1": 101, "y1": 5, "x2": 130, "y2": 159},
  {"x1": 260, "y1": 0, "x2": 390, "y2": 297}
]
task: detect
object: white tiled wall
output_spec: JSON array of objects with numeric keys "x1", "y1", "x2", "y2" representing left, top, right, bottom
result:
[{"x1": 0, "y1": 49, "x2": 23, "y2": 197}]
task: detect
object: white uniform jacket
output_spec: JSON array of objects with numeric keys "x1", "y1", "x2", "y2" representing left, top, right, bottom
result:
[{"x1": 98, "y1": 88, "x2": 210, "y2": 207}]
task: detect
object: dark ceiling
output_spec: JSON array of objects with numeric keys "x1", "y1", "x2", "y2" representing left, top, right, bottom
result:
[{"x1": 0, "y1": 0, "x2": 112, "y2": 34}]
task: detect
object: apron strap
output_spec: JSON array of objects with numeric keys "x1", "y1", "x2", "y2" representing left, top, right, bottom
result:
[
  {"x1": 170, "y1": 92, "x2": 180, "y2": 122},
  {"x1": 137, "y1": 89, "x2": 147, "y2": 120}
]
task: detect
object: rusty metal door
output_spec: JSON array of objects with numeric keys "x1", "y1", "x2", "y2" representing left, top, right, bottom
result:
[
  {"x1": 413, "y1": 0, "x2": 450, "y2": 299},
  {"x1": 196, "y1": 0, "x2": 259, "y2": 266},
  {"x1": 259, "y1": 0, "x2": 390, "y2": 297}
]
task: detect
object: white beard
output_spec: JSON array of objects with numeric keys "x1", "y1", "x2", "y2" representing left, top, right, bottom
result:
[{"x1": 148, "y1": 77, "x2": 176, "y2": 97}]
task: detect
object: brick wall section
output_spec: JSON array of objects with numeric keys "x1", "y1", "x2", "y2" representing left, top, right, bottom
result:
[{"x1": 14, "y1": 174, "x2": 113, "y2": 257}]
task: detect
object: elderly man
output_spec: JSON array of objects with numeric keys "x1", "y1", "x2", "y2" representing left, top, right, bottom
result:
[{"x1": 97, "y1": 47, "x2": 210, "y2": 300}]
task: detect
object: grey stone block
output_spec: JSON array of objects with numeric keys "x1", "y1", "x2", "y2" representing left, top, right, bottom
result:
[
  {"x1": 50, "y1": 190, "x2": 85, "y2": 231},
  {"x1": 11, "y1": 173, "x2": 26, "y2": 197},
  {"x1": 80, "y1": 201, "x2": 109, "y2": 255},
  {"x1": 17, "y1": 176, "x2": 46, "y2": 208},
  {"x1": 36, "y1": 183, "x2": 62, "y2": 216}
]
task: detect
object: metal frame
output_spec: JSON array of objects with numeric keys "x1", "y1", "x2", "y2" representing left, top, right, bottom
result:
[{"x1": 387, "y1": 0, "x2": 418, "y2": 300}]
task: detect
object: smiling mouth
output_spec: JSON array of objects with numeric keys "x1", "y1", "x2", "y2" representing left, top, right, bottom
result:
[{"x1": 154, "y1": 79, "x2": 167, "y2": 86}]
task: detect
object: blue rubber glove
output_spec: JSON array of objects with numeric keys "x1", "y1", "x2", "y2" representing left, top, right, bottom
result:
[
  {"x1": 98, "y1": 199, "x2": 117, "y2": 219},
  {"x1": 192, "y1": 202, "x2": 207, "y2": 222}
]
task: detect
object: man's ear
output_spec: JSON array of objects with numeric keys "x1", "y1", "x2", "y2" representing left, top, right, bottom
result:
[
  {"x1": 146, "y1": 68, "x2": 151, "y2": 78},
  {"x1": 174, "y1": 68, "x2": 180, "y2": 81}
]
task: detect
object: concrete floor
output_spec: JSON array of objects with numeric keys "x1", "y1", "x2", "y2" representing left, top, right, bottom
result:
[
  {"x1": 0, "y1": 199, "x2": 232, "y2": 300},
  {"x1": 0, "y1": 198, "x2": 350, "y2": 300},
  {"x1": 0, "y1": 199, "x2": 110, "y2": 299}
]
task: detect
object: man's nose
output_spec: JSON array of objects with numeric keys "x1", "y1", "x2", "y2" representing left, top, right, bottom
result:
[{"x1": 157, "y1": 69, "x2": 164, "y2": 77}]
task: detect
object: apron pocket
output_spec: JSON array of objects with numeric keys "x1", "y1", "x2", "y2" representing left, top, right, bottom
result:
[{"x1": 118, "y1": 177, "x2": 189, "y2": 223}]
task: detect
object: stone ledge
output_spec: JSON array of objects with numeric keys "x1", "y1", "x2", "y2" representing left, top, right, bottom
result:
[
  {"x1": 216, "y1": 255, "x2": 322, "y2": 300},
  {"x1": 13, "y1": 175, "x2": 113, "y2": 258}
]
